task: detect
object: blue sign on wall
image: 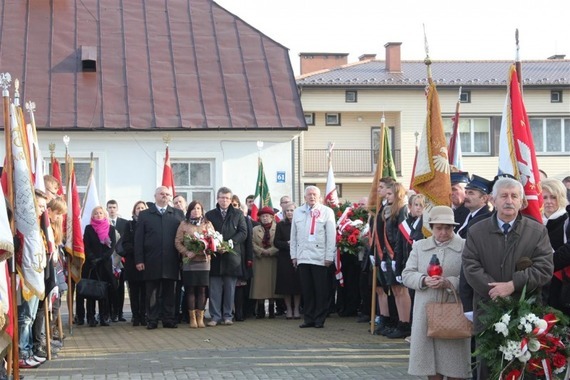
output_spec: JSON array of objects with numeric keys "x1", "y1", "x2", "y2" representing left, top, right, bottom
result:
[{"x1": 276, "y1": 171, "x2": 286, "y2": 183}]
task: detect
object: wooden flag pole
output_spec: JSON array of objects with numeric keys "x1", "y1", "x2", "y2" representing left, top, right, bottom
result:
[
  {"x1": 369, "y1": 121, "x2": 386, "y2": 334},
  {"x1": 63, "y1": 135, "x2": 74, "y2": 336}
]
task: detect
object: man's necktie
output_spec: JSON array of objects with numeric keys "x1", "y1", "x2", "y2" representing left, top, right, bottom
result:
[
  {"x1": 502, "y1": 223, "x2": 510, "y2": 235},
  {"x1": 111, "y1": 220, "x2": 116, "y2": 226},
  {"x1": 221, "y1": 209, "x2": 227, "y2": 220},
  {"x1": 159, "y1": 208, "x2": 165, "y2": 215}
]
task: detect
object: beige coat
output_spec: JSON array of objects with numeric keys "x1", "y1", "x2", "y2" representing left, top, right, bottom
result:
[
  {"x1": 402, "y1": 235, "x2": 471, "y2": 378},
  {"x1": 174, "y1": 220, "x2": 214, "y2": 272},
  {"x1": 249, "y1": 223, "x2": 282, "y2": 299}
]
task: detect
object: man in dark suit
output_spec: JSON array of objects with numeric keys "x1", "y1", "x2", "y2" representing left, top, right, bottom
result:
[
  {"x1": 450, "y1": 171, "x2": 470, "y2": 230},
  {"x1": 135, "y1": 186, "x2": 184, "y2": 329},
  {"x1": 205, "y1": 187, "x2": 247, "y2": 326},
  {"x1": 106, "y1": 199, "x2": 129, "y2": 322}
]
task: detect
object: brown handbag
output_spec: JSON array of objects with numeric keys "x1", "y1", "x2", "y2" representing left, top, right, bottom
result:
[{"x1": 426, "y1": 284, "x2": 473, "y2": 339}]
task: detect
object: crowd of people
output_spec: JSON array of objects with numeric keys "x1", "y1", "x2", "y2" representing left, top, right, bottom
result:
[{"x1": 13, "y1": 171, "x2": 570, "y2": 380}]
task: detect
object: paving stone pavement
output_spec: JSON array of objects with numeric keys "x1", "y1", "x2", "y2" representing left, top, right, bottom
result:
[{"x1": 20, "y1": 312, "x2": 422, "y2": 380}]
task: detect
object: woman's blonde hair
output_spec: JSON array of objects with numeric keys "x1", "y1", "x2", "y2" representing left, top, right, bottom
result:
[
  {"x1": 91, "y1": 205, "x2": 107, "y2": 219},
  {"x1": 387, "y1": 182, "x2": 407, "y2": 221}
]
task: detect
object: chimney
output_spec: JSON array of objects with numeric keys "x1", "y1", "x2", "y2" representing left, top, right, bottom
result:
[
  {"x1": 384, "y1": 42, "x2": 402, "y2": 73},
  {"x1": 299, "y1": 53, "x2": 349, "y2": 75},
  {"x1": 358, "y1": 54, "x2": 376, "y2": 61}
]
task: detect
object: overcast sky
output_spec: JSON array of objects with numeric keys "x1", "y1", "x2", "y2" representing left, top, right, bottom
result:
[{"x1": 215, "y1": 0, "x2": 570, "y2": 75}]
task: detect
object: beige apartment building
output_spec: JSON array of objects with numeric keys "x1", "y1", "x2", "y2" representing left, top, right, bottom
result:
[{"x1": 296, "y1": 43, "x2": 570, "y2": 203}]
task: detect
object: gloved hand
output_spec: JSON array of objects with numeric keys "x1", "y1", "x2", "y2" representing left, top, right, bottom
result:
[
  {"x1": 380, "y1": 261, "x2": 387, "y2": 272},
  {"x1": 396, "y1": 275, "x2": 403, "y2": 284},
  {"x1": 391, "y1": 261, "x2": 396, "y2": 272}
]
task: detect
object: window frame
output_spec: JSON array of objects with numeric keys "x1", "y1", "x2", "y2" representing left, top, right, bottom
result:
[
  {"x1": 325, "y1": 113, "x2": 341, "y2": 126},
  {"x1": 460, "y1": 90, "x2": 471, "y2": 103},
  {"x1": 304, "y1": 112, "x2": 315, "y2": 126},
  {"x1": 345, "y1": 90, "x2": 358, "y2": 103},
  {"x1": 530, "y1": 117, "x2": 570, "y2": 155},
  {"x1": 551, "y1": 90, "x2": 563, "y2": 103},
  {"x1": 443, "y1": 117, "x2": 491, "y2": 156},
  {"x1": 171, "y1": 159, "x2": 216, "y2": 210}
]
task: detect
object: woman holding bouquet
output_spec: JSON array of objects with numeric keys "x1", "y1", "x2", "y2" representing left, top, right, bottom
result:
[
  {"x1": 83, "y1": 206, "x2": 118, "y2": 327},
  {"x1": 402, "y1": 206, "x2": 471, "y2": 380},
  {"x1": 175, "y1": 201, "x2": 214, "y2": 328},
  {"x1": 250, "y1": 206, "x2": 282, "y2": 318}
]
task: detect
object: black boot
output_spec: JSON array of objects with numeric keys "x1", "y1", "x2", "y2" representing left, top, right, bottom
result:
[
  {"x1": 373, "y1": 315, "x2": 389, "y2": 335},
  {"x1": 386, "y1": 321, "x2": 411, "y2": 339},
  {"x1": 268, "y1": 301, "x2": 275, "y2": 319},
  {"x1": 256, "y1": 302, "x2": 265, "y2": 319}
]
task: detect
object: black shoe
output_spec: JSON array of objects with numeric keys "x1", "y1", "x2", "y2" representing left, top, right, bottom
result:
[
  {"x1": 89, "y1": 320, "x2": 97, "y2": 327},
  {"x1": 299, "y1": 322, "x2": 315, "y2": 328},
  {"x1": 118, "y1": 314, "x2": 127, "y2": 322},
  {"x1": 111, "y1": 315, "x2": 119, "y2": 322},
  {"x1": 385, "y1": 322, "x2": 411, "y2": 339},
  {"x1": 163, "y1": 322, "x2": 178, "y2": 328},
  {"x1": 314, "y1": 323, "x2": 324, "y2": 328},
  {"x1": 74, "y1": 316, "x2": 85, "y2": 326},
  {"x1": 132, "y1": 319, "x2": 140, "y2": 327},
  {"x1": 100, "y1": 320, "x2": 110, "y2": 326},
  {"x1": 147, "y1": 323, "x2": 158, "y2": 330},
  {"x1": 356, "y1": 315, "x2": 370, "y2": 323}
]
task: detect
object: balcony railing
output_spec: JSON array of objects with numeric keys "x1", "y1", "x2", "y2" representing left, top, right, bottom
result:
[{"x1": 303, "y1": 149, "x2": 401, "y2": 175}]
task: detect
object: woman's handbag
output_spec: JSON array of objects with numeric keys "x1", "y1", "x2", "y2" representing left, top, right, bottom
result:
[
  {"x1": 76, "y1": 269, "x2": 108, "y2": 300},
  {"x1": 426, "y1": 284, "x2": 473, "y2": 339}
]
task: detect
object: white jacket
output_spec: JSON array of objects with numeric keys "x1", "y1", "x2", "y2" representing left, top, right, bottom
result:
[{"x1": 290, "y1": 203, "x2": 336, "y2": 266}]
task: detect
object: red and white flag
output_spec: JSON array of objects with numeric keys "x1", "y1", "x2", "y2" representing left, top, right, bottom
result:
[
  {"x1": 498, "y1": 64, "x2": 542, "y2": 222},
  {"x1": 64, "y1": 158, "x2": 86, "y2": 282},
  {"x1": 325, "y1": 163, "x2": 339, "y2": 208},
  {"x1": 162, "y1": 146, "x2": 176, "y2": 196}
]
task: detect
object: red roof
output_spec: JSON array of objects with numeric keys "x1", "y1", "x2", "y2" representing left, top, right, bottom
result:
[{"x1": 0, "y1": 0, "x2": 306, "y2": 131}]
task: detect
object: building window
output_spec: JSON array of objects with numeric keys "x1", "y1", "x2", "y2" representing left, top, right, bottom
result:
[
  {"x1": 551, "y1": 90, "x2": 563, "y2": 103},
  {"x1": 55, "y1": 159, "x2": 93, "y2": 200},
  {"x1": 171, "y1": 160, "x2": 215, "y2": 209},
  {"x1": 325, "y1": 113, "x2": 341, "y2": 126},
  {"x1": 460, "y1": 90, "x2": 471, "y2": 103},
  {"x1": 443, "y1": 117, "x2": 491, "y2": 155},
  {"x1": 345, "y1": 91, "x2": 357, "y2": 103},
  {"x1": 304, "y1": 113, "x2": 315, "y2": 126},
  {"x1": 530, "y1": 118, "x2": 570, "y2": 154}
]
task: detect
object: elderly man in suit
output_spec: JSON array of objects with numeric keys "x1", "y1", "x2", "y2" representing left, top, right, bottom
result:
[
  {"x1": 205, "y1": 187, "x2": 248, "y2": 326},
  {"x1": 135, "y1": 186, "x2": 184, "y2": 329}
]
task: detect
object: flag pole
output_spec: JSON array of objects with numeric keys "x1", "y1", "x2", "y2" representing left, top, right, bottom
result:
[
  {"x1": 447, "y1": 86, "x2": 462, "y2": 167},
  {"x1": 369, "y1": 115, "x2": 386, "y2": 334},
  {"x1": 515, "y1": 29, "x2": 522, "y2": 93},
  {"x1": 63, "y1": 135, "x2": 74, "y2": 336},
  {"x1": 1, "y1": 72, "x2": 19, "y2": 380}
]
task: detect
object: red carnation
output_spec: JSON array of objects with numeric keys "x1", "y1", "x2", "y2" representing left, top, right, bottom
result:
[
  {"x1": 553, "y1": 352, "x2": 566, "y2": 368},
  {"x1": 527, "y1": 358, "x2": 545, "y2": 376}
]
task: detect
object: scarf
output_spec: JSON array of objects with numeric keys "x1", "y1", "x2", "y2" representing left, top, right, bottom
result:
[
  {"x1": 188, "y1": 217, "x2": 203, "y2": 226},
  {"x1": 262, "y1": 222, "x2": 273, "y2": 248},
  {"x1": 91, "y1": 217, "x2": 110, "y2": 243}
]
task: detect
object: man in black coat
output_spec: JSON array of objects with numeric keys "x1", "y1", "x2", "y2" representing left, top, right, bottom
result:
[
  {"x1": 451, "y1": 171, "x2": 470, "y2": 230},
  {"x1": 205, "y1": 187, "x2": 247, "y2": 326},
  {"x1": 106, "y1": 199, "x2": 129, "y2": 322},
  {"x1": 135, "y1": 186, "x2": 184, "y2": 329}
]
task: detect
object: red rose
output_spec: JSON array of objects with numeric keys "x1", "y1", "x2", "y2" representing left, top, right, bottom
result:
[
  {"x1": 351, "y1": 230, "x2": 360, "y2": 237},
  {"x1": 336, "y1": 211, "x2": 342, "y2": 217},
  {"x1": 347, "y1": 210, "x2": 354, "y2": 217},
  {"x1": 336, "y1": 235, "x2": 342, "y2": 243},
  {"x1": 347, "y1": 235, "x2": 358, "y2": 245},
  {"x1": 553, "y1": 352, "x2": 566, "y2": 368},
  {"x1": 503, "y1": 368, "x2": 521, "y2": 380}
]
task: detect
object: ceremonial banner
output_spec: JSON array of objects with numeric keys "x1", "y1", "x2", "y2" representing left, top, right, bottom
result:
[
  {"x1": 325, "y1": 161, "x2": 339, "y2": 208},
  {"x1": 412, "y1": 80, "x2": 451, "y2": 208},
  {"x1": 11, "y1": 104, "x2": 46, "y2": 300},
  {"x1": 367, "y1": 122, "x2": 397, "y2": 213},
  {"x1": 80, "y1": 164, "x2": 100, "y2": 233},
  {"x1": 447, "y1": 91, "x2": 463, "y2": 170},
  {"x1": 64, "y1": 158, "x2": 85, "y2": 282},
  {"x1": 251, "y1": 158, "x2": 273, "y2": 221},
  {"x1": 498, "y1": 64, "x2": 542, "y2": 222},
  {"x1": 50, "y1": 155, "x2": 64, "y2": 196},
  {"x1": 162, "y1": 146, "x2": 176, "y2": 196}
]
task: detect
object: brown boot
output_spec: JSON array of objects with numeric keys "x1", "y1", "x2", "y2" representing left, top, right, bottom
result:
[
  {"x1": 196, "y1": 310, "x2": 206, "y2": 328},
  {"x1": 189, "y1": 310, "x2": 198, "y2": 328}
]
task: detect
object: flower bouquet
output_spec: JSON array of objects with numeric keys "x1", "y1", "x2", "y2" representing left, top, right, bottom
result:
[
  {"x1": 475, "y1": 287, "x2": 570, "y2": 379},
  {"x1": 333, "y1": 201, "x2": 369, "y2": 256},
  {"x1": 182, "y1": 230, "x2": 217, "y2": 264},
  {"x1": 211, "y1": 231, "x2": 237, "y2": 256}
]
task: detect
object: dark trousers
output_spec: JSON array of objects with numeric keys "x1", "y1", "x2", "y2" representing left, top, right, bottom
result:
[
  {"x1": 146, "y1": 278, "x2": 176, "y2": 325},
  {"x1": 87, "y1": 297, "x2": 109, "y2": 322},
  {"x1": 111, "y1": 271, "x2": 125, "y2": 318},
  {"x1": 336, "y1": 254, "x2": 360, "y2": 316},
  {"x1": 358, "y1": 262, "x2": 371, "y2": 317},
  {"x1": 298, "y1": 263, "x2": 329, "y2": 326},
  {"x1": 128, "y1": 280, "x2": 146, "y2": 322}
]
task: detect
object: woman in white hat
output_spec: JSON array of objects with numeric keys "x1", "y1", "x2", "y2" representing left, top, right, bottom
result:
[{"x1": 402, "y1": 206, "x2": 471, "y2": 380}]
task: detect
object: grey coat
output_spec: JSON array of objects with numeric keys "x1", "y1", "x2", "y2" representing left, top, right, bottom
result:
[{"x1": 402, "y1": 234, "x2": 471, "y2": 378}]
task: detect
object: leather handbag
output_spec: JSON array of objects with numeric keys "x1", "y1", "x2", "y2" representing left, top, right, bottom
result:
[
  {"x1": 76, "y1": 269, "x2": 108, "y2": 300},
  {"x1": 426, "y1": 284, "x2": 473, "y2": 339}
]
